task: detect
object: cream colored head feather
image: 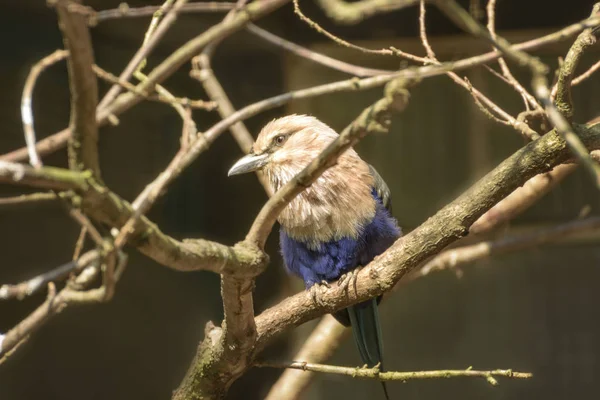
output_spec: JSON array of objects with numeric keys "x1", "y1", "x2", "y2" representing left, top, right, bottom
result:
[{"x1": 230, "y1": 114, "x2": 376, "y2": 245}]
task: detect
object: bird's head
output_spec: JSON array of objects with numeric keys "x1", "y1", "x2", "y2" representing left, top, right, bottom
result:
[{"x1": 227, "y1": 114, "x2": 338, "y2": 184}]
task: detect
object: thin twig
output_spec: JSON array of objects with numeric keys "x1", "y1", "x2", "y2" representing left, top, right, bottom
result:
[
  {"x1": 418, "y1": 0, "x2": 538, "y2": 139},
  {"x1": 96, "y1": 0, "x2": 187, "y2": 111},
  {"x1": 293, "y1": 0, "x2": 422, "y2": 61},
  {"x1": 21, "y1": 50, "x2": 69, "y2": 168},
  {"x1": 264, "y1": 316, "x2": 348, "y2": 400},
  {"x1": 0, "y1": 192, "x2": 60, "y2": 206},
  {"x1": 0, "y1": 161, "x2": 88, "y2": 191},
  {"x1": 0, "y1": 250, "x2": 100, "y2": 300},
  {"x1": 419, "y1": 216, "x2": 600, "y2": 278},
  {"x1": 434, "y1": 0, "x2": 600, "y2": 187},
  {"x1": 247, "y1": 23, "x2": 393, "y2": 77},
  {"x1": 93, "y1": 64, "x2": 215, "y2": 111},
  {"x1": 572, "y1": 59, "x2": 600, "y2": 85},
  {"x1": 91, "y1": 2, "x2": 235, "y2": 23},
  {"x1": 486, "y1": 0, "x2": 542, "y2": 112},
  {"x1": 256, "y1": 361, "x2": 532, "y2": 383},
  {"x1": 72, "y1": 227, "x2": 88, "y2": 260}
]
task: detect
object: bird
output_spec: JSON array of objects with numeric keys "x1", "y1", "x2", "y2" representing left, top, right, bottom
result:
[{"x1": 228, "y1": 114, "x2": 401, "y2": 399}]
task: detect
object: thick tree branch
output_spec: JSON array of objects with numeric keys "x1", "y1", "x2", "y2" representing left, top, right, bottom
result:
[
  {"x1": 0, "y1": 160, "x2": 264, "y2": 275},
  {"x1": 553, "y1": 3, "x2": 600, "y2": 119},
  {"x1": 0, "y1": 161, "x2": 88, "y2": 191},
  {"x1": 55, "y1": 0, "x2": 101, "y2": 178},
  {"x1": 254, "y1": 123, "x2": 600, "y2": 349}
]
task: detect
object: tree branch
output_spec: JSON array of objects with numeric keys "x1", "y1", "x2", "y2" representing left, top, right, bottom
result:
[
  {"x1": 3, "y1": 11, "x2": 598, "y2": 163},
  {"x1": 91, "y1": 2, "x2": 236, "y2": 24},
  {"x1": 553, "y1": 3, "x2": 600, "y2": 119},
  {"x1": 419, "y1": 216, "x2": 600, "y2": 278},
  {"x1": 54, "y1": 0, "x2": 101, "y2": 178},
  {"x1": 21, "y1": 50, "x2": 69, "y2": 168},
  {"x1": 96, "y1": 0, "x2": 186, "y2": 111},
  {"x1": 246, "y1": 23, "x2": 392, "y2": 77},
  {"x1": 257, "y1": 361, "x2": 532, "y2": 384}
]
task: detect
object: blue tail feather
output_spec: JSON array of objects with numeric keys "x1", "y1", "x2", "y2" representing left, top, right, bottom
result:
[{"x1": 347, "y1": 299, "x2": 390, "y2": 400}]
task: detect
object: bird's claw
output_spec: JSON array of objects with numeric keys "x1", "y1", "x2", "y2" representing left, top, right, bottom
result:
[
  {"x1": 337, "y1": 267, "x2": 362, "y2": 295},
  {"x1": 308, "y1": 280, "x2": 330, "y2": 306}
]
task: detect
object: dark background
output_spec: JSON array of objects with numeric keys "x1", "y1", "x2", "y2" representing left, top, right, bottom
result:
[{"x1": 1, "y1": 1, "x2": 600, "y2": 399}]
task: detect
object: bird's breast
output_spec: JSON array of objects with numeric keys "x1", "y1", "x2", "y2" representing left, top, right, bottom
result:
[{"x1": 277, "y1": 176, "x2": 377, "y2": 247}]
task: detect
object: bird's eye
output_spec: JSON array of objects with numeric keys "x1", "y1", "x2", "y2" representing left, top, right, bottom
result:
[{"x1": 273, "y1": 134, "x2": 286, "y2": 146}]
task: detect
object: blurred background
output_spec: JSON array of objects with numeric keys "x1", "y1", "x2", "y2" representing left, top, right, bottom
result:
[{"x1": 1, "y1": 0, "x2": 600, "y2": 399}]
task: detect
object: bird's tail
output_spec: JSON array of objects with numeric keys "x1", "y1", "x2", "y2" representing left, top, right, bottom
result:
[{"x1": 347, "y1": 298, "x2": 390, "y2": 400}]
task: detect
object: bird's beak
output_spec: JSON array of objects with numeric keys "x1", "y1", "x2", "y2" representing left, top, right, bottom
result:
[{"x1": 228, "y1": 153, "x2": 269, "y2": 176}]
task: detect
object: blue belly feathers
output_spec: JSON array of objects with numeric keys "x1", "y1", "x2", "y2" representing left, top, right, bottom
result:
[{"x1": 279, "y1": 188, "x2": 401, "y2": 288}]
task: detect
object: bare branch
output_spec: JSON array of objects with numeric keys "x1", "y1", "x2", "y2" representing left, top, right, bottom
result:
[
  {"x1": 21, "y1": 50, "x2": 69, "y2": 168},
  {"x1": 553, "y1": 3, "x2": 600, "y2": 119},
  {"x1": 293, "y1": 0, "x2": 419, "y2": 59},
  {"x1": 572, "y1": 59, "x2": 600, "y2": 86},
  {"x1": 0, "y1": 161, "x2": 88, "y2": 191},
  {"x1": 93, "y1": 64, "x2": 215, "y2": 111},
  {"x1": 486, "y1": 0, "x2": 542, "y2": 112},
  {"x1": 92, "y1": 2, "x2": 235, "y2": 23},
  {"x1": 419, "y1": 216, "x2": 600, "y2": 278},
  {"x1": 469, "y1": 164, "x2": 576, "y2": 233},
  {"x1": 96, "y1": 0, "x2": 187, "y2": 111},
  {"x1": 54, "y1": 0, "x2": 100, "y2": 177},
  {"x1": 434, "y1": 0, "x2": 600, "y2": 188},
  {"x1": 247, "y1": 23, "x2": 392, "y2": 77},
  {"x1": 257, "y1": 361, "x2": 532, "y2": 384},
  {"x1": 0, "y1": 250, "x2": 100, "y2": 300},
  {"x1": 0, "y1": 252, "x2": 97, "y2": 357},
  {"x1": 3, "y1": 11, "x2": 598, "y2": 163},
  {"x1": 0, "y1": 192, "x2": 61, "y2": 206}
]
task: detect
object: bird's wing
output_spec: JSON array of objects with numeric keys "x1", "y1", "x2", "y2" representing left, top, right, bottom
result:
[{"x1": 368, "y1": 164, "x2": 393, "y2": 214}]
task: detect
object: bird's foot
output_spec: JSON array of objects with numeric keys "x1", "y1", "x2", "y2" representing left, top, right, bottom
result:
[
  {"x1": 308, "y1": 280, "x2": 330, "y2": 306},
  {"x1": 337, "y1": 266, "x2": 362, "y2": 295}
]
